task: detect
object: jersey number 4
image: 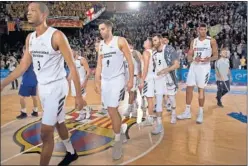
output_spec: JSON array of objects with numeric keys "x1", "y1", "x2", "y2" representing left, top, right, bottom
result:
[
  {"x1": 107, "y1": 60, "x2": 110, "y2": 67},
  {"x1": 37, "y1": 61, "x2": 41, "y2": 70}
]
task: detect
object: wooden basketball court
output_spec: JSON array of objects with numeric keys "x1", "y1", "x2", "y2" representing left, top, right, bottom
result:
[{"x1": 1, "y1": 80, "x2": 246, "y2": 165}]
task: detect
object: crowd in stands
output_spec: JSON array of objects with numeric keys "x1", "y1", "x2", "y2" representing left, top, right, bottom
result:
[
  {"x1": 3, "y1": 1, "x2": 104, "y2": 22},
  {"x1": 0, "y1": 2, "x2": 247, "y2": 70}
]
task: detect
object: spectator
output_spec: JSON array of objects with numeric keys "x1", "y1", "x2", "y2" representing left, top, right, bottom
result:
[
  {"x1": 231, "y1": 52, "x2": 241, "y2": 69},
  {"x1": 240, "y1": 56, "x2": 246, "y2": 69}
]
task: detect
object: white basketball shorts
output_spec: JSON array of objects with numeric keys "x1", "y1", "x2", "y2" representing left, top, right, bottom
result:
[
  {"x1": 71, "y1": 79, "x2": 86, "y2": 97},
  {"x1": 38, "y1": 78, "x2": 69, "y2": 126},
  {"x1": 164, "y1": 85, "x2": 177, "y2": 96},
  {"x1": 186, "y1": 64, "x2": 211, "y2": 89},
  {"x1": 154, "y1": 77, "x2": 166, "y2": 95},
  {"x1": 142, "y1": 78, "x2": 155, "y2": 98},
  {"x1": 101, "y1": 74, "x2": 125, "y2": 108}
]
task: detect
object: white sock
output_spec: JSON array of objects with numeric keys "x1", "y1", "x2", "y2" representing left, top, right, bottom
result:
[
  {"x1": 115, "y1": 133, "x2": 121, "y2": 141},
  {"x1": 157, "y1": 117, "x2": 162, "y2": 125},
  {"x1": 21, "y1": 108, "x2": 26, "y2": 113},
  {"x1": 186, "y1": 105, "x2": 191, "y2": 112},
  {"x1": 62, "y1": 138, "x2": 75, "y2": 154},
  {"x1": 171, "y1": 108, "x2": 176, "y2": 115},
  {"x1": 199, "y1": 107, "x2": 204, "y2": 113},
  {"x1": 33, "y1": 107, "x2": 38, "y2": 112}
]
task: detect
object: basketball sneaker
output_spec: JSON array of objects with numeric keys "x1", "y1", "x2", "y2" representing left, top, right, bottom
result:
[
  {"x1": 58, "y1": 149, "x2": 78, "y2": 165},
  {"x1": 196, "y1": 109, "x2": 204, "y2": 124},
  {"x1": 151, "y1": 123, "x2": 163, "y2": 135},
  {"x1": 76, "y1": 110, "x2": 90, "y2": 121},
  {"x1": 31, "y1": 110, "x2": 38, "y2": 117},
  {"x1": 112, "y1": 136, "x2": 123, "y2": 160},
  {"x1": 16, "y1": 112, "x2": 27, "y2": 119},
  {"x1": 177, "y1": 110, "x2": 191, "y2": 120}
]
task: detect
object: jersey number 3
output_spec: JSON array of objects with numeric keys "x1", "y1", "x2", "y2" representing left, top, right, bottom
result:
[
  {"x1": 107, "y1": 60, "x2": 110, "y2": 67},
  {"x1": 37, "y1": 61, "x2": 41, "y2": 70}
]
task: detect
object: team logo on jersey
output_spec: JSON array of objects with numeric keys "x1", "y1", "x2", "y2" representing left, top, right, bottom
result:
[{"x1": 13, "y1": 108, "x2": 136, "y2": 156}]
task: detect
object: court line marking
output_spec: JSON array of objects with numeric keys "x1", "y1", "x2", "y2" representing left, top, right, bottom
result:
[
  {"x1": 118, "y1": 130, "x2": 164, "y2": 165},
  {"x1": 1, "y1": 119, "x2": 17, "y2": 129},
  {"x1": 1, "y1": 104, "x2": 125, "y2": 164}
]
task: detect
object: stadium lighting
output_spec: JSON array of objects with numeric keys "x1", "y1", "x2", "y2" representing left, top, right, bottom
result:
[{"x1": 128, "y1": 2, "x2": 141, "y2": 10}]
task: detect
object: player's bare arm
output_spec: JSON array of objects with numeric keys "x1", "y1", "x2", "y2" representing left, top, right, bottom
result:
[
  {"x1": 139, "y1": 50, "x2": 150, "y2": 89},
  {"x1": 1, "y1": 34, "x2": 32, "y2": 90},
  {"x1": 52, "y1": 30, "x2": 82, "y2": 98},
  {"x1": 94, "y1": 52, "x2": 103, "y2": 94},
  {"x1": 119, "y1": 37, "x2": 134, "y2": 92},
  {"x1": 81, "y1": 57, "x2": 90, "y2": 88},
  {"x1": 136, "y1": 51, "x2": 142, "y2": 78},
  {"x1": 157, "y1": 60, "x2": 180, "y2": 76},
  {"x1": 187, "y1": 40, "x2": 197, "y2": 62}
]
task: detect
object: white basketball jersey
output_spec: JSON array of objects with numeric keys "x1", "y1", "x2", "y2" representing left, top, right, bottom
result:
[
  {"x1": 153, "y1": 50, "x2": 167, "y2": 79},
  {"x1": 193, "y1": 36, "x2": 212, "y2": 65},
  {"x1": 74, "y1": 56, "x2": 86, "y2": 81},
  {"x1": 145, "y1": 49, "x2": 154, "y2": 81},
  {"x1": 124, "y1": 49, "x2": 139, "y2": 76},
  {"x1": 29, "y1": 27, "x2": 66, "y2": 85},
  {"x1": 99, "y1": 36, "x2": 124, "y2": 80}
]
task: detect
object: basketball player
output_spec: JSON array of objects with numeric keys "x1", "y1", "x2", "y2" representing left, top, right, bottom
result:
[
  {"x1": 177, "y1": 23, "x2": 218, "y2": 124},
  {"x1": 94, "y1": 40, "x2": 108, "y2": 114},
  {"x1": 68, "y1": 48, "x2": 91, "y2": 121},
  {"x1": 154, "y1": 34, "x2": 180, "y2": 126},
  {"x1": 17, "y1": 46, "x2": 39, "y2": 119},
  {"x1": 161, "y1": 33, "x2": 172, "y2": 111},
  {"x1": 123, "y1": 39, "x2": 142, "y2": 117},
  {"x1": 1, "y1": 2, "x2": 84, "y2": 165},
  {"x1": 139, "y1": 37, "x2": 155, "y2": 126},
  {"x1": 95, "y1": 20, "x2": 134, "y2": 160}
]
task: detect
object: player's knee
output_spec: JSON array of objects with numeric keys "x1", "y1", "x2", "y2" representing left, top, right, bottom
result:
[
  {"x1": 20, "y1": 96, "x2": 25, "y2": 100},
  {"x1": 198, "y1": 89, "x2": 205, "y2": 99},
  {"x1": 41, "y1": 125, "x2": 54, "y2": 142},
  {"x1": 186, "y1": 86, "x2": 194, "y2": 93}
]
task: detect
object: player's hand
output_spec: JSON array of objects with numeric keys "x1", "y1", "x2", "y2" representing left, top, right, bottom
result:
[
  {"x1": 157, "y1": 68, "x2": 169, "y2": 76},
  {"x1": 200, "y1": 57, "x2": 211, "y2": 63},
  {"x1": 81, "y1": 81, "x2": 87, "y2": 89},
  {"x1": 75, "y1": 96, "x2": 84, "y2": 111},
  {"x1": 139, "y1": 79, "x2": 144, "y2": 90},
  {"x1": 194, "y1": 56, "x2": 201, "y2": 63},
  {"x1": 94, "y1": 83, "x2": 101, "y2": 94},
  {"x1": 0, "y1": 81, "x2": 6, "y2": 92},
  {"x1": 127, "y1": 80, "x2": 133, "y2": 92}
]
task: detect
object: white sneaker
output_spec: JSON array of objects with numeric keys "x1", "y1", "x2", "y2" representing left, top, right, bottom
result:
[
  {"x1": 196, "y1": 110, "x2": 203, "y2": 124},
  {"x1": 142, "y1": 117, "x2": 154, "y2": 126},
  {"x1": 75, "y1": 111, "x2": 90, "y2": 121},
  {"x1": 177, "y1": 110, "x2": 191, "y2": 120},
  {"x1": 170, "y1": 114, "x2": 177, "y2": 124},
  {"x1": 151, "y1": 123, "x2": 163, "y2": 135}
]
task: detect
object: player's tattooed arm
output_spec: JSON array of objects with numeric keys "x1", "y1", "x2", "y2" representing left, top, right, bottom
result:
[
  {"x1": 139, "y1": 50, "x2": 150, "y2": 89},
  {"x1": 157, "y1": 46, "x2": 180, "y2": 76},
  {"x1": 1, "y1": 34, "x2": 32, "y2": 90}
]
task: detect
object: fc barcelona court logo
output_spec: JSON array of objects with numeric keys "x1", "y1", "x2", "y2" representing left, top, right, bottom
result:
[{"x1": 13, "y1": 108, "x2": 136, "y2": 156}]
